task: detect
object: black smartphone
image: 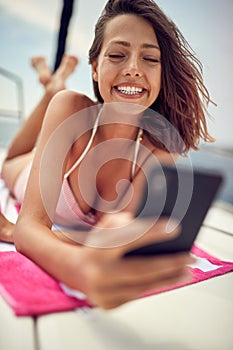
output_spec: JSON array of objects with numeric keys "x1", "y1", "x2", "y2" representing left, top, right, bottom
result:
[{"x1": 125, "y1": 164, "x2": 223, "y2": 257}]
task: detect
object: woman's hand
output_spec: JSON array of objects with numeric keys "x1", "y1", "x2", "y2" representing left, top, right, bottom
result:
[
  {"x1": 66, "y1": 214, "x2": 195, "y2": 309},
  {"x1": 0, "y1": 212, "x2": 14, "y2": 243}
]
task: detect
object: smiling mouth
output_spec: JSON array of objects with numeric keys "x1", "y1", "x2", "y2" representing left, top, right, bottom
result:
[{"x1": 114, "y1": 85, "x2": 145, "y2": 96}]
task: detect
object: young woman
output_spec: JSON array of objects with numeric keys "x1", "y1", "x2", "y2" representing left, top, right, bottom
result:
[{"x1": 1, "y1": 0, "x2": 214, "y2": 309}]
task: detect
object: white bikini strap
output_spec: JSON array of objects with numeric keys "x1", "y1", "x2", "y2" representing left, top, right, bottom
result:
[
  {"x1": 64, "y1": 106, "x2": 102, "y2": 179},
  {"x1": 65, "y1": 106, "x2": 143, "y2": 181},
  {"x1": 131, "y1": 128, "x2": 143, "y2": 181}
]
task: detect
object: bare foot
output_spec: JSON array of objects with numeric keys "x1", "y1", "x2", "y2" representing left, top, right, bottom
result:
[
  {"x1": 45, "y1": 54, "x2": 79, "y2": 95},
  {"x1": 31, "y1": 56, "x2": 52, "y2": 86},
  {"x1": 0, "y1": 212, "x2": 15, "y2": 243},
  {"x1": 55, "y1": 54, "x2": 79, "y2": 80}
]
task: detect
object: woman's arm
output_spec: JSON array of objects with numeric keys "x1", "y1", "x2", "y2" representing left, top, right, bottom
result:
[
  {"x1": 14, "y1": 93, "x2": 194, "y2": 309},
  {"x1": 14, "y1": 89, "x2": 94, "y2": 268},
  {"x1": 16, "y1": 211, "x2": 194, "y2": 309}
]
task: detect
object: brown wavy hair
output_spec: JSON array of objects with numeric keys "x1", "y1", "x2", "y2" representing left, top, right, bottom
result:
[{"x1": 89, "y1": 0, "x2": 215, "y2": 153}]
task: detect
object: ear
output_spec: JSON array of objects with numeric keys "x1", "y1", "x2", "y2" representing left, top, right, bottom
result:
[{"x1": 92, "y1": 61, "x2": 98, "y2": 82}]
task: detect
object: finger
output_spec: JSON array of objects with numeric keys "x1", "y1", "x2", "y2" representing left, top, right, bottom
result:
[
  {"x1": 91, "y1": 269, "x2": 193, "y2": 310},
  {"x1": 111, "y1": 217, "x2": 181, "y2": 258},
  {"x1": 118, "y1": 253, "x2": 194, "y2": 284},
  {"x1": 141, "y1": 268, "x2": 193, "y2": 293},
  {"x1": 85, "y1": 216, "x2": 181, "y2": 259},
  {"x1": 92, "y1": 253, "x2": 194, "y2": 290}
]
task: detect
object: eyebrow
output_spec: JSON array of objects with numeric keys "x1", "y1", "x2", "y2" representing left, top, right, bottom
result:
[{"x1": 109, "y1": 40, "x2": 160, "y2": 51}]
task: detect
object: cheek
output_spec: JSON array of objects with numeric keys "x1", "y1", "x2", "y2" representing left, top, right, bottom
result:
[
  {"x1": 96, "y1": 61, "x2": 111, "y2": 83},
  {"x1": 152, "y1": 69, "x2": 162, "y2": 91},
  {"x1": 101, "y1": 63, "x2": 116, "y2": 77},
  {"x1": 96, "y1": 68, "x2": 112, "y2": 97},
  {"x1": 98, "y1": 64, "x2": 117, "y2": 92}
]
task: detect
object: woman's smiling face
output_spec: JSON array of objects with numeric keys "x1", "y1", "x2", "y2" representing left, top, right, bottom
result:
[{"x1": 92, "y1": 14, "x2": 162, "y2": 109}]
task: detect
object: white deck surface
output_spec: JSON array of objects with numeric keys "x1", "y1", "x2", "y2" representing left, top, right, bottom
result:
[{"x1": 0, "y1": 202, "x2": 233, "y2": 350}]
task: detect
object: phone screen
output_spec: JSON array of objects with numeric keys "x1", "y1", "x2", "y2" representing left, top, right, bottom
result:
[{"x1": 125, "y1": 165, "x2": 223, "y2": 257}]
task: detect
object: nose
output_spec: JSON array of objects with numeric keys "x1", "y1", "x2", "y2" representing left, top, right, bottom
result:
[{"x1": 123, "y1": 54, "x2": 143, "y2": 77}]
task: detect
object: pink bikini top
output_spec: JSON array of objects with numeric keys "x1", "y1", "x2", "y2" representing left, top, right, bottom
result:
[{"x1": 53, "y1": 107, "x2": 143, "y2": 229}]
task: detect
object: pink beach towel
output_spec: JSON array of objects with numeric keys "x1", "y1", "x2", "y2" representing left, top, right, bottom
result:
[
  {"x1": 143, "y1": 245, "x2": 233, "y2": 298},
  {"x1": 0, "y1": 251, "x2": 92, "y2": 316},
  {"x1": 0, "y1": 177, "x2": 232, "y2": 316},
  {"x1": 0, "y1": 247, "x2": 232, "y2": 316}
]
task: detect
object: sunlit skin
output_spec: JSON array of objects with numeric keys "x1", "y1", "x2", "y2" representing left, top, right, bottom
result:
[
  {"x1": 1, "y1": 12, "x2": 195, "y2": 310},
  {"x1": 92, "y1": 14, "x2": 162, "y2": 109}
]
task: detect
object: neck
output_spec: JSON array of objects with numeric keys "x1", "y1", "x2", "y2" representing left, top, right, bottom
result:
[
  {"x1": 98, "y1": 103, "x2": 143, "y2": 140},
  {"x1": 99, "y1": 124, "x2": 141, "y2": 141}
]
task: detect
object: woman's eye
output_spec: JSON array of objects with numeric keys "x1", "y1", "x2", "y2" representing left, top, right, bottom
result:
[
  {"x1": 108, "y1": 54, "x2": 125, "y2": 60},
  {"x1": 144, "y1": 57, "x2": 160, "y2": 63}
]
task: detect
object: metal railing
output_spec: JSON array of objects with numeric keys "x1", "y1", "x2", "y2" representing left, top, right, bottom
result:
[
  {"x1": 0, "y1": 66, "x2": 24, "y2": 120},
  {"x1": 0, "y1": 67, "x2": 24, "y2": 147}
]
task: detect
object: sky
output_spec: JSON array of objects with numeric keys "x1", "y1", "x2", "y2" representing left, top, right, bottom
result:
[{"x1": 0, "y1": 0, "x2": 233, "y2": 148}]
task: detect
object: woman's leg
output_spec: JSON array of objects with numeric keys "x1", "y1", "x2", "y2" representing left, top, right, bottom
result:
[
  {"x1": 4, "y1": 54, "x2": 78, "y2": 161},
  {"x1": 2, "y1": 54, "x2": 79, "y2": 190},
  {"x1": 0, "y1": 54, "x2": 78, "y2": 242},
  {"x1": 31, "y1": 56, "x2": 52, "y2": 86}
]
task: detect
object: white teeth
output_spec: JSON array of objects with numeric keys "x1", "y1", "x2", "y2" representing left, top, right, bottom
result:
[{"x1": 117, "y1": 86, "x2": 143, "y2": 95}]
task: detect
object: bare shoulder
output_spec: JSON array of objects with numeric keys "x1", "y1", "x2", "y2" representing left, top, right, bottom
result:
[
  {"x1": 39, "y1": 91, "x2": 98, "y2": 142},
  {"x1": 143, "y1": 134, "x2": 179, "y2": 165},
  {"x1": 48, "y1": 90, "x2": 96, "y2": 117},
  {"x1": 152, "y1": 147, "x2": 179, "y2": 165}
]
